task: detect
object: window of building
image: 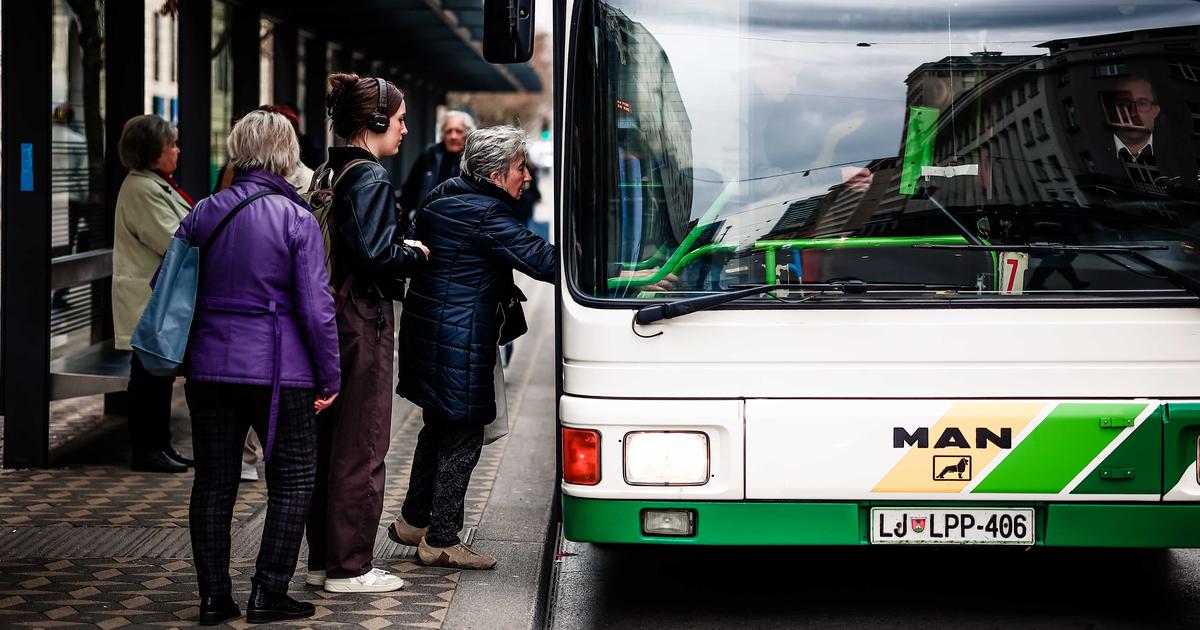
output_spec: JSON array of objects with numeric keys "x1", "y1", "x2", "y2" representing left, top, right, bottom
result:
[
  {"x1": 169, "y1": 14, "x2": 177, "y2": 82},
  {"x1": 1047, "y1": 155, "x2": 1066, "y2": 180},
  {"x1": 1063, "y1": 97, "x2": 1078, "y2": 129},
  {"x1": 1028, "y1": 80, "x2": 1039, "y2": 97},
  {"x1": 1004, "y1": 93, "x2": 1014, "y2": 114},
  {"x1": 1095, "y1": 64, "x2": 1128, "y2": 77},
  {"x1": 260, "y1": 19, "x2": 275, "y2": 105},
  {"x1": 1016, "y1": 87, "x2": 1026, "y2": 105},
  {"x1": 1058, "y1": 71, "x2": 1071, "y2": 86},
  {"x1": 1190, "y1": 102, "x2": 1200, "y2": 135},
  {"x1": 152, "y1": 11, "x2": 160, "y2": 82},
  {"x1": 1093, "y1": 49, "x2": 1122, "y2": 57},
  {"x1": 1033, "y1": 159, "x2": 1050, "y2": 181},
  {"x1": 1034, "y1": 109, "x2": 1049, "y2": 139},
  {"x1": 1022, "y1": 117, "x2": 1036, "y2": 146}
]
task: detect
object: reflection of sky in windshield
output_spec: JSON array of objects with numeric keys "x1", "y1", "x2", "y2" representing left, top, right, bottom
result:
[{"x1": 609, "y1": 0, "x2": 1199, "y2": 217}]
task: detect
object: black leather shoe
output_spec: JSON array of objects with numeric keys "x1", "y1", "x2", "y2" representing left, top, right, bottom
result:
[
  {"x1": 164, "y1": 447, "x2": 193, "y2": 467},
  {"x1": 246, "y1": 583, "x2": 315, "y2": 624},
  {"x1": 198, "y1": 594, "x2": 240, "y2": 626},
  {"x1": 130, "y1": 450, "x2": 188, "y2": 473}
]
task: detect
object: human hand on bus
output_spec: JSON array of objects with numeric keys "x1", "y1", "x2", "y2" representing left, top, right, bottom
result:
[
  {"x1": 404, "y1": 239, "x2": 431, "y2": 259},
  {"x1": 619, "y1": 268, "x2": 679, "y2": 292},
  {"x1": 314, "y1": 393, "x2": 338, "y2": 414}
]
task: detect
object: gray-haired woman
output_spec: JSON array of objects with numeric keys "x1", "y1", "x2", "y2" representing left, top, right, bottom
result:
[
  {"x1": 393, "y1": 125, "x2": 557, "y2": 569},
  {"x1": 112, "y1": 114, "x2": 193, "y2": 473}
]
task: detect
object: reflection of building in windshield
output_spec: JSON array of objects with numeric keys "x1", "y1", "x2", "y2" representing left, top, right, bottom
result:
[
  {"x1": 601, "y1": 4, "x2": 694, "y2": 264},
  {"x1": 795, "y1": 25, "x2": 1200, "y2": 244},
  {"x1": 922, "y1": 26, "x2": 1199, "y2": 211}
]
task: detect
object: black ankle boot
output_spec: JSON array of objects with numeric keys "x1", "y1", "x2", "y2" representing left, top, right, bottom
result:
[
  {"x1": 246, "y1": 582, "x2": 315, "y2": 624},
  {"x1": 198, "y1": 594, "x2": 240, "y2": 626}
]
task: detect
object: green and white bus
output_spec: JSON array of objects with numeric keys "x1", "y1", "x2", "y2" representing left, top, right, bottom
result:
[{"x1": 539, "y1": 0, "x2": 1200, "y2": 546}]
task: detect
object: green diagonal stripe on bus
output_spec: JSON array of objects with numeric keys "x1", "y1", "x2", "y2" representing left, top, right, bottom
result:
[
  {"x1": 973, "y1": 403, "x2": 1151, "y2": 494},
  {"x1": 1070, "y1": 406, "x2": 1162, "y2": 495}
]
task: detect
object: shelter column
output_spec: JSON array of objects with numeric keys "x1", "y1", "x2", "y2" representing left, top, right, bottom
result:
[
  {"x1": 230, "y1": 2, "x2": 260, "y2": 118},
  {"x1": 2, "y1": 0, "x2": 53, "y2": 467},
  {"x1": 177, "y1": 0, "x2": 213, "y2": 200}
]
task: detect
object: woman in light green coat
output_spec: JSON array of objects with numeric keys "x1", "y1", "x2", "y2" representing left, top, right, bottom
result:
[{"x1": 112, "y1": 114, "x2": 193, "y2": 473}]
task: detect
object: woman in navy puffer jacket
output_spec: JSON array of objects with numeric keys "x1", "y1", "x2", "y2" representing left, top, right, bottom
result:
[{"x1": 393, "y1": 125, "x2": 556, "y2": 570}]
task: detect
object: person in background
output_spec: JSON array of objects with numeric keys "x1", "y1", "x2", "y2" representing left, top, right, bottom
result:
[
  {"x1": 112, "y1": 114, "x2": 193, "y2": 474},
  {"x1": 394, "y1": 125, "x2": 557, "y2": 570},
  {"x1": 305, "y1": 72, "x2": 429, "y2": 594},
  {"x1": 400, "y1": 110, "x2": 475, "y2": 211},
  {"x1": 213, "y1": 105, "x2": 314, "y2": 197},
  {"x1": 181, "y1": 110, "x2": 340, "y2": 626}
]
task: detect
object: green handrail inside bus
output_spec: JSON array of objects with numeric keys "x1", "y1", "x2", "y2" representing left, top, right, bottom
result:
[
  {"x1": 608, "y1": 234, "x2": 974, "y2": 290},
  {"x1": 608, "y1": 182, "x2": 739, "y2": 290},
  {"x1": 618, "y1": 245, "x2": 669, "y2": 272}
]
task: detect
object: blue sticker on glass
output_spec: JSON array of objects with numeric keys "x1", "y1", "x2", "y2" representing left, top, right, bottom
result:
[{"x1": 19, "y1": 143, "x2": 33, "y2": 192}]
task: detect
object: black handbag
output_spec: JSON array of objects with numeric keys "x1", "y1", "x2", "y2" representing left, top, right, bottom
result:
[{"x1": 497, "y1": 284, "x2": 529, "y2": 346}]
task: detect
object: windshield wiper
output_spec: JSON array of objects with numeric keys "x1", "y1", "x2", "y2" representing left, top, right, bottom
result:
[
  {"x1": 634, "y1": 280, "x2": 966, "y2": 325},
  {"x1": 914, "y1": 242, "x2": 1200, "y2": 299}
]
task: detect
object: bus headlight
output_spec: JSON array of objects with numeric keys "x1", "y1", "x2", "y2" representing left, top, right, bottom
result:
[{"x1": 623, "y1": 431, "x2": 710, "y2": 486}]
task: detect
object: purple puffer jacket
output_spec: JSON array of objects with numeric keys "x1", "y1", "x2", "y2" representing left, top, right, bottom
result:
[{"x1": 174, "y1": 170, "x2": 340, "y2": 452}]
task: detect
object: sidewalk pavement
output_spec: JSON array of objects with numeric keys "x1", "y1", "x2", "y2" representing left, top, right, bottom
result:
[{"x1": 0, "y1": 279, "x2": 558, "y2": 629}]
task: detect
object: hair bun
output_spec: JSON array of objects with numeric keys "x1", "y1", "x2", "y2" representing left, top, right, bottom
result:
[
  {"x1": 328, "y1": 72, "x2": 360, "y2": 91},
  {"x1": 325, "y1": 73, "x2": 361, "y2": 115}
]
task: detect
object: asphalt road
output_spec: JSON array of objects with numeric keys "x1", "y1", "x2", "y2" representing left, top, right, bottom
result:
[{"x1": 548, "y1": 536, "x2": 1200, "y2": 629}]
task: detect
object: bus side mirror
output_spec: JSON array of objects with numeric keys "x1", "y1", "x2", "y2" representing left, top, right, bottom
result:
[{"x1": 483, "y1": 0, "x2": 535, "y2": 64}]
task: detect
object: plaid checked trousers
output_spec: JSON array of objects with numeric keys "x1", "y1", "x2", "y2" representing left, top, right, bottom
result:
[{"x1": 186, "y1": 381, "x2": 316, "y2": 597}]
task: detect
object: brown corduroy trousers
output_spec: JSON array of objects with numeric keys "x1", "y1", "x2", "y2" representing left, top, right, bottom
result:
[{"x1": 305, "y1": 292, "x2": 395, "y2": 579}]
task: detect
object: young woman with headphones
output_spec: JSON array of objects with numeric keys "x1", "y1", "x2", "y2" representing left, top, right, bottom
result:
[{"x1": 305, "y1": 73, "x2": 429, "y2": 594}]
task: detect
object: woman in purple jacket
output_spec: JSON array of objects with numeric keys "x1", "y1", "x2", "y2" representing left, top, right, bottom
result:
[{"x1": 179, "y1": 111, "x2": 340, "y2": 626}]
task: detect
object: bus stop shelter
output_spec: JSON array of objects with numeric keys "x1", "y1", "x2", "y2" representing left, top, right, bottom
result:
[{"x1": 0, "y1": 0, "x2": 541, "y2": 468}]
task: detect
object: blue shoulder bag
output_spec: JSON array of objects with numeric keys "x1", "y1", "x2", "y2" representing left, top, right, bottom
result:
[{"x1": 132, "y1": 190, "x2": 278, "y2": 377}]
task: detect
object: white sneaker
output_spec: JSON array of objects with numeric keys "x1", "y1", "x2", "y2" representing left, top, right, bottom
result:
[
  {"x1": 305, "y1": 569, "x2": 325, "y2": 587},
  {"x1": 323, "y1": 568, "x2": 406, "y2": 593},
  {"x1": 240, "y1": 462, "x2": 258, "y2": 482}
]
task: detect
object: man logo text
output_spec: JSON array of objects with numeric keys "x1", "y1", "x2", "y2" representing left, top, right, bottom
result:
[{"x1": 893, "y1": 427, "x2": 1012, "y2": 449}]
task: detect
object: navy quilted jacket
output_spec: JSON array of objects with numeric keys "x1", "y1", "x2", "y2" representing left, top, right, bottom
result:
[{"x1": 398, "y1": 176, "x2": 557, "y2": 423}]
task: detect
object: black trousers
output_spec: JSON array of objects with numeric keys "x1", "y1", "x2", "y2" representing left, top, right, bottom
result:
[
  {"x1": 187, "y1": 381, "x2": 316, "y2": 597},
  {"x1": 127, "y1": 353, "x2": 176, "y2": 456},
  {"x1": 400, "y1": 417, "x2": 485, "y2": 548}
]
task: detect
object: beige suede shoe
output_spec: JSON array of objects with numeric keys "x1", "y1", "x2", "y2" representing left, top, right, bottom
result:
[
  {"x1": 416, "y1": 537, "x2": 497, "y2": 570},
  {"x1": 387, "y1": 515, "x2": 429, "y2": 547}
]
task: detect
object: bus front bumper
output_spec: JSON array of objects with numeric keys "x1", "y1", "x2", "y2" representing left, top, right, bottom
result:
[{"x1": 561, "y1": 494, "x2": 1200, "y2": 547}]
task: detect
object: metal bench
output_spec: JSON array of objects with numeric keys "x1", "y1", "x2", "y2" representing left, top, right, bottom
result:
[
  {"x1": 49, "y1": 339, "x2": 131, "y2": 400},
  {"x1": 45, "y1": 248, "x2": 132, "y2": 401}
]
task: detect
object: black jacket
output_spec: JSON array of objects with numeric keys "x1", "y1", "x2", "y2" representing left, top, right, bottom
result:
[
  {"x1": 400, "y1": 143, "x2": 460, "y2": 212},
  {"x1": 328, "y1": 146, "x2": 426, "y2": 297},
  {"x1": 398, "y1": 176, "x2": 557, "y2": 424}
]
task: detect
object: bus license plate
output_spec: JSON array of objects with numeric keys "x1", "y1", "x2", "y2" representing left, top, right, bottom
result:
[{"x1": 870, "y1": 508, "x2": 1034, "y2": 545}]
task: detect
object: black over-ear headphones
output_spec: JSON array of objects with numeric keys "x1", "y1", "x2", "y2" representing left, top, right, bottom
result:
[{"x1": 367, "y1": 77, "x2": 390, "y2": 134}]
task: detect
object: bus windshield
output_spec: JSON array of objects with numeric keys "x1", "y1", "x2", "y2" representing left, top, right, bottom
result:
[{"x1": 567, "y1": 0, "x2": 1200, "y2": 303}]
